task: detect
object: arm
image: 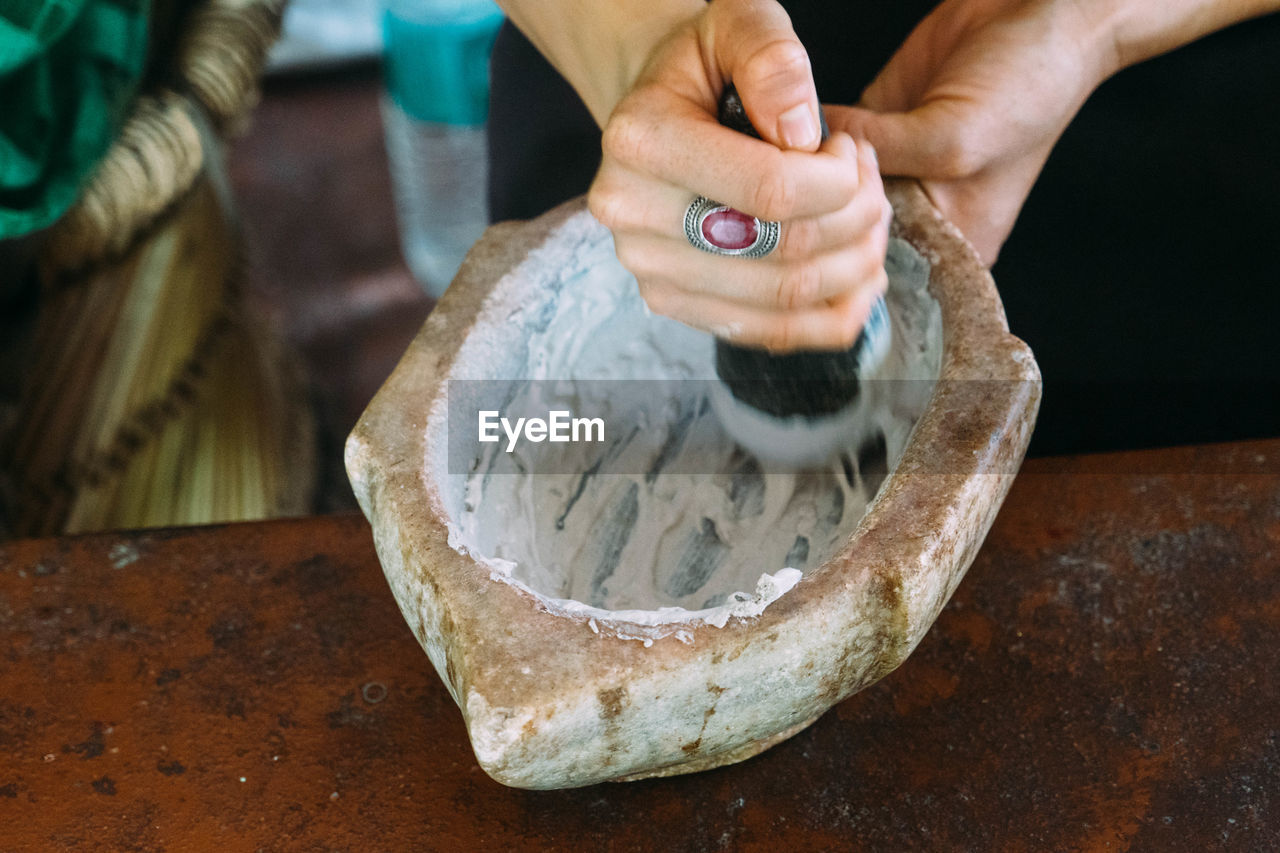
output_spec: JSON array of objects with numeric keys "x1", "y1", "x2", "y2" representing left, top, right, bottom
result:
[
  {"x1": 828, "y1": 0, "x2": 1280, "y2": 265},
  {"x1": 495, "y1": 0, "x2": 703, "y2": 126},
  {"x1": 1105, "y1": 0, "x2": 1280, "y2": 69}
]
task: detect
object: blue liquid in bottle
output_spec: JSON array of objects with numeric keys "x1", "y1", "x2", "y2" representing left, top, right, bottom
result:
[{"x1": 381, "y1": 0, "x2": 503, "y2": 297}]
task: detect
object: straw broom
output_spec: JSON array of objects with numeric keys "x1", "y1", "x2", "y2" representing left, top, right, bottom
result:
[
  {"x1": 0, "y1": 0, "x2": 304, "y2": 537},
  {"x1": 4, "y1": 144, "x2": 313, "y2": 537}
]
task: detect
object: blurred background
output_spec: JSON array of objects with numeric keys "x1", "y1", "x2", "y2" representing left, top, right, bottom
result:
[
  {"x1": 241, "y1": 0, "x2": 500, "y2": 512},
  {"x1": 0, "y1": 0, "x2": 501, "y2": 535}
]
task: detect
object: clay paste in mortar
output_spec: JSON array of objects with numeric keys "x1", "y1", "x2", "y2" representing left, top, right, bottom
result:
[
  {"x1": 348, "y1": 188, "x2": 1043, "y2": 788},
  {"x1": 434, "y1": 223, "x2": 943, "y2": 640}
]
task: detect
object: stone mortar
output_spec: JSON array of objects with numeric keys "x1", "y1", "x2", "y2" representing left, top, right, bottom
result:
[{"x1": 346, "y1": 180, "x2": 1042, "y2": 789}]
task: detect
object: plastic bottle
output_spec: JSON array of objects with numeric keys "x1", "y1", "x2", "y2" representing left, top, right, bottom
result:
[{"x1": 381, "y1": 0, "x2": 503, "y2": 297}]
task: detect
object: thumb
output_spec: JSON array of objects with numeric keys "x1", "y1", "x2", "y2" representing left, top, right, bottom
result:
[
  {"x1": 826, "y1": 103, "x2": 971, "y2": 179},
  {"x1": 706, "y1": 0, "x2": 821, "y2": 151}
]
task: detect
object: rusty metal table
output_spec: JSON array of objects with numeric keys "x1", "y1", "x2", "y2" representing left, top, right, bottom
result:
[{"x1": 1, "y1": 440, "x2": 1277, "y2": 851}]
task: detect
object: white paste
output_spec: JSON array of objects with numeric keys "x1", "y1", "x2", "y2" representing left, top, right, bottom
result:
[{"x1": 429, "y1": 212, "x2": 941, "y2": 637}]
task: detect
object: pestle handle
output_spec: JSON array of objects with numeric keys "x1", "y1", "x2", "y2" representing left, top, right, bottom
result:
[{"x1": 712, "y1": 85, "x2": 881, "y2": 419}]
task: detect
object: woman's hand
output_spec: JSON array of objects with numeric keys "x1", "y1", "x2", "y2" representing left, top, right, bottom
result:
[
  {"x1": 826, "y1": 0, "x2": 1119, "y2": 266},
  {"x1": 826, "y1": 0, "x2": 1280, "y2": 266},
  {"x1": 584, "y1": 0, "x2": 893, "y2": 352},
  {"x1": 503, "y1": 0, "x2": 1279, "y2": 283}
]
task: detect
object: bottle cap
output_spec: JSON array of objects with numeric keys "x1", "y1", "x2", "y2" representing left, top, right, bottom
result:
[{"x1": 383, "y1": 0, "x2": 503, "y2": 125}]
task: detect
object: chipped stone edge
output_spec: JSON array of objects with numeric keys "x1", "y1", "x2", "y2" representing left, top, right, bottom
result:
[{"x1": 345, "y1": 181, "x2": 1041, "y2": 789}]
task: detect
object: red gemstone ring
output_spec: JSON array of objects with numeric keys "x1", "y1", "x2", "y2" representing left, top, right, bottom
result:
[{"x1": 683, "y1": 197, "x2": 780, "y2": 259}]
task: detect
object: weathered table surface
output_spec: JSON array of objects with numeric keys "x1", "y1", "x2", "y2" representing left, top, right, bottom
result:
[{"x1": 1, "y1": 440, "x2": 1277, "y2": 851}]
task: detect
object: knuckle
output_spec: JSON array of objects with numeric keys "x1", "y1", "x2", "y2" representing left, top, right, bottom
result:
[
  {"x1": 851, "y1": 216, "x2": 890, "y2": 269},
  {"x1": 600, "y1": 108, "x2": 652, "y2": 168},
  {"x1": 777, "y1": 260, "x2": 821, "y2": 310},
  {"x1": 839, "y1": 167, "x2": 862, "y2": 203},
  {"x1": 881, "y1": 198, "x2": 895, "y2": 230},
  {"x1": 750, "y1": 163, "x2": 797, "y2": 220},
  {"x1": 837, "y1": 310, "x2": 864, "y2": 350},
  {"x1": 846, "y1": 194, "x2": 879, "y2": 235},
  {"x1": 636, "y1": 281, "x2": 673, "y2": 316},
  {"x1": 587, "y1": 184, "x2": 627, "y2": 231},
  {"x1": 871, "y1": 218, "x2": 891, "y2": 259},
  {"x1": 856, "y1": 249, "x2": 889, "y2": 296},
  {"x1": 777, "y1": 217, "x2": 818, "y2": 258},
  {"x1": 742, "y1": 39, "x2": 812, "y2": 93},
  {"x1": 933, "y1": 131, "x2": 984, "y2": 180},
  {"x1": 760, "y1": 319, "x2": 795, "y2": 354},
  {"x1": 874, "y1": 268, "x2": 890, "y2": 296},
  {"x1": 613, "y1": 241, "x2": 649, "y2": 275}
]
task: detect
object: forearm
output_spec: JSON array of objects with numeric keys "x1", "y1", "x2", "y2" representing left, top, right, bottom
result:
[
  {"x1": 1085, "y1": 0, "x2": 1280, "y2": 73},
  {"x1": 495, "y1": 0, "x2": 704, "y2": 125}
]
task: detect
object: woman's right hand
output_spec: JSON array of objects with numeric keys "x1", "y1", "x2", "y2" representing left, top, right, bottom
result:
[{"x1": 584, "y1": 0, "x2": 892, "y2": 353}]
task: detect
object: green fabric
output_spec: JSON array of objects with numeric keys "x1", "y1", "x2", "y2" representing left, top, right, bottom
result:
[{"x1": 0, "y1": 0, "x2": 149, "y2": 238}]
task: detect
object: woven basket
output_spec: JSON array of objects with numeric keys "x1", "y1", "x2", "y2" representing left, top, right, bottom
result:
[{"x1": 0, "y1": 0, "x2": 315, "y2": 537}]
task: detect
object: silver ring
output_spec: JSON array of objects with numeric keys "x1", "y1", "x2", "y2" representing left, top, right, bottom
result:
[{"x1": 683, "y1": 196, "x2": 780, "y2": 259}]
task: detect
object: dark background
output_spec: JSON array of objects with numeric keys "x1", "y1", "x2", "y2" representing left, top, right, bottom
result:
[{"x1": 488, "y1": 5, "x2": 1280, "y2": 458}]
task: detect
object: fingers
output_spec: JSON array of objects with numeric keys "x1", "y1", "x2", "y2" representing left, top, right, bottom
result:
[
  {"x1": 827, "y1": 103, "x2": 1043, "y2": 266},
  {"x1": 601, "y1": 0, "x2": 837, "y2": 220},
  {"x1": 616, "y1": 227, "x2": 889, "y2": 311},
  {"x1": 590, "y1": 137, "x2": 893, "y2": 351},
  {"x1": 703, "y1": 0, "x2": 822, "y2": 150},
  {"x1": 588, "y1": 0, "x2": 890, "y2": 350},
  {"x1": 826, "y1": 102, "x2": 988, "y2": 181},
  {"x1": 591, "y1": 141, "x2": 887, "y2": 266},
  {"x1": 641, "y1": 276, "x2": 887, "y2": 354},
  {"x1": 602, "y1": 99, "x2": 859, "y2": 221}
]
